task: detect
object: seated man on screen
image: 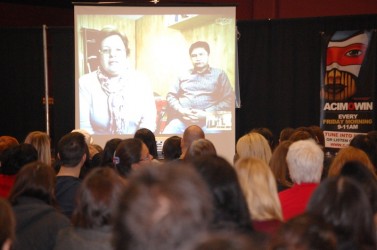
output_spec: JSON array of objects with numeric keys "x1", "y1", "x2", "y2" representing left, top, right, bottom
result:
[
  {"x1": 79, "y1": 26, "x2": 156, "y2": 135},
  {"x1": 162, "y1": 41, "x2": 234, "y2": 134}
]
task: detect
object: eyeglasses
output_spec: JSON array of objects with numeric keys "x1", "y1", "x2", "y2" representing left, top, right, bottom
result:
[{"x1": 99, "y1": 47, "x2": 125, "y2": 56}]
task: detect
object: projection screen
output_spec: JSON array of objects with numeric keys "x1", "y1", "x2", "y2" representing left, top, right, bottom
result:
[{"x1": 74, "y1": 5, "x2": 236, "y2": 162}]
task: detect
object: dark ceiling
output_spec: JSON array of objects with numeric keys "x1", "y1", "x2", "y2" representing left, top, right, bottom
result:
[{"x1": 0, "y1": 0, "x2": 217, "y2": 9}]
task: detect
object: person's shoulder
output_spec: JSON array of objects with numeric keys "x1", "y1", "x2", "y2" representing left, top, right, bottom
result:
[{"x1": 79, "y1": 71, "x2": 98, "y2": 85}]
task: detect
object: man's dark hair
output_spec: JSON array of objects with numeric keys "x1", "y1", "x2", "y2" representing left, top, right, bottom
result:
[
  {"x1": 189, "y1": 41, "x2": 210, "y2": 55},
  {"x1": 57, "y1": 132, "x2": 88, "y2": 167}
]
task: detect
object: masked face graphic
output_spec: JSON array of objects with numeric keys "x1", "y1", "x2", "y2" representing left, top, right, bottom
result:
[{"x1": 321, "y1": 31, "x2": 370, "y2": 101}]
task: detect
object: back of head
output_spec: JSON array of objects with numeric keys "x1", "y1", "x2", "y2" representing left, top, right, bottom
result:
[
  {"x1": 309, "y1": 125, "x2": 325, "y2": 147},
  {"x1": 0, "y1": 136, "x2": 19, "y2": 156},
  {"x1": 57, "y1": 132, "x2": 88, "y2": 167},
  {"x1": 339, "y1": 161, "x2": 377, "y2": 214},
  {"x1": 112, "y1": 162, "x2": 212, "y2": 250},
  {"x1": 269, "y1": 140, "x2": 293, "y2": 188},
  {"x1": 307, "y1": 176, "x2": 377, "y2": 249},
  {"x1": 235, "y1": 157, "x2": 282, "y2": 221},
  {"x1": 1, "y1": 143, "x2": 38, "y2": 175},
  {"x1": 182, "y1": 125, "x2": 205, "y2": 153},
  {"x1": 72, "y1": 167, "x2": 126, "y2": 229},
  {"x1": 8, "y1": 161, "x2": 56, "y2": 206},
  {"x1": 269, "y1": 212, "x2": 337, "y2": 250},
  {"x1": 71, "y1": 129, "x2": 93, "y2": 145},
  {"x1": 286, "y1": 139, "x2": 324, "y2": 184},
  {"x1": 184, "y1": 138, "x2": 217, "y2": 161},
  {"x1": 279, "y1": 127, "x2": 295, "y2": 143},
  {"x1": 134, "y1": 128, "x2": 158, "y2": 159},
  {"x1": 251, "y1": 127, "x2": 275, "y2": 151},
  {"x1": 114, "y1": 138, "x2": 143, "y2": 177},
  {"x1": 24, "y1": 131, "x2": 51, "y2": 165},
  {"x1": 328, "y1": 146, "x2": 375, "y2": 177},
  {"x1": 162, "y1": 136, "x2": 182, "y2": 161},
  {"x1": 188, "y1": 231, "x2": 257, "y2": 250},
  {"x1": 350, "y1": 134, "x2": 377, "y2": 170},
  {"x1": 100, "y1": 138, "x2": 122, "y2": 167},
  {"x1": 191, "y1": 155, "x2": 253, "y2": 234},
  {"x1": 0, "y1": 198, "x2": 15, "y2": 249},
  {"x1": 236, "y1": 132, "x2": 272, "y2": 164}
]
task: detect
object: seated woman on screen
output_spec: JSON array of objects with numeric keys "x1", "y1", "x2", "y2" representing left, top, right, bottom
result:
[{"x1": 79, "y1": 26, "x2": 156, "y2": 135}]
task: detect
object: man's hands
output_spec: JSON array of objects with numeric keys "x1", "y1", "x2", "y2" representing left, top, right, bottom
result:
[{"x1": 178, "y1": 108, "x2": 207, "y2": 123}]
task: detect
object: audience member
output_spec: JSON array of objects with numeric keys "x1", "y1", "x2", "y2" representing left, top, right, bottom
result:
[
  {"x1": 339, "y1": 161, "x2": 377, "y2": 224},
  {"x1": 279, "y1": 139, "x2": 323, "y2": 221},
  {"x1": 114, "y1": 138, "x2": 152, "y2": 177},
  {"x1": 350, "y1": 134, "x2": 377, "y2": 171},
  {"x1": 180, "y1": 125, "x2": 205, "y2": 159},
  {"x1": 269, "y1": 140, "x2": 293, "y2": 192},
  {"x1": 0, "y1": 136, "x2": 19, "y2": 159},
  {"x1": 162, "y1": 135, "x2": 182, "y2": 161},
  {"x1": 99, "y1": 138, "x2": 122, "y2": 167},
  {"x1": 235, "y1": 157, "x2": 283, "y2": 236},
  {"x1": 112, "y1": 162, "x2": 212, "y2": 250},
  {"x1": 309, "y1": 125, "x2": 325, "y2": 148},
  {"x1": 288, "y1": 130, "x2": 314, "y2": 143},
  {"x1": 184, "y1": 138, "x2": 217, "y2": 161},
  {"x1": 278, "y1": 127, "x2": 295, "y2": 143},
  {"x1": 235, "y1": 132, "x2": 272, "y2": 164},
  {"x1": 269, "y1": 212, "x2": 337, "y2": 250},
  {"x1": 191, "y1": 155, "x2": 254, "y2": 234},
  {"x1": 0, "y1": 198, "x2": 15, "y2": 250},
  {"x1": 251, "y1": 127, "x2": 275, "y2": 151},
  {"x1": 55, "y1": 132, "x2": 88, "y2": 218},
  {"x1": 0, "y1": 143, "x2": 38, "y2": 198},
  {"x1": 307, "y1": 176, "x2": 377, "y2": 250},
  {"x1": 24, "y1": 131, "x2": 52, "y2": 166},
  {"x1": 54, "y1": 168, "x2": 126, "y2": 250},
  {"x1": 134, "y1": 128, "x2": 158, "y2": 160},
  {"x1": 327, "y1": 146, "x2": 375, "y2": 177},
  {"x1": 187, "y1": 231, "x2": 260, "y2": 250},
  {"x1": 9, "y1": 161, "x2": 71, "y2": 250}
]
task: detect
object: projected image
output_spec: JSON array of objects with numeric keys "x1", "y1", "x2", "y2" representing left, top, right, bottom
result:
[
  {"x1": 75, "y1": 9, "x2": 236, "y2": 136},
  {"x1": 79, "y1": 26, "x2": 157, "y2": 134}
]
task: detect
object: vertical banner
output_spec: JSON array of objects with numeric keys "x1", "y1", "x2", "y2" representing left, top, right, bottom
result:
[{"x1": 320, "y1": 30, "x2": 377, "y2": 154}]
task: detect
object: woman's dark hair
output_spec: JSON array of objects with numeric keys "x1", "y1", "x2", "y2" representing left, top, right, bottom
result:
[
  {"x1": 350, "y1": 134, "x2": 377, "y2": 171},
  {"x1": 269, "y1": 212, "x2": 337, "y2": 250},
  {"x1": 339, "y1": 160, "x2": 377, "y2": 214},
  {"x1": 162, "y1": 136, "x2": 182, "y2": 160},
  {"x1": 191, "y1": 155, "x2": 253, "y2": 234},
  {"x1": 134, "y1": 128, "x2": 158, "y2": 159},
  {"x1": 0, "y1": 198, "x2": 15, "y2": 247},
  {"x1": 0, "y1": 143, "x2": 38, "y2": 175},
  {"x1": 307, "y1": 176, "x2": 377, "y2": 249},
  {"x1": 100, "y1": 138, "x2": 122, "y2": 167},
  {"x1": 72, "y1": 167, "x2": 126, "y2": 228},
  {"x1": 114, "y1": 138, "x2": 143, "y2": 177},
  {"x1": 8, "y1": 161, "x2": 56, "y2": 206}
]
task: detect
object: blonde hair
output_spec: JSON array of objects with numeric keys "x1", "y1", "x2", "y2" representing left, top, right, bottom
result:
[
  {"x1": 235, "y1": 157, "x2": 283, "y2": 221},
  {"x1": 24, "y1": 131, "x2": 51, "y2": 166},
  {"x1": 328, "y1": 146, "x2": 376, "y2": 177},
  {"x1": 236, "y1": 132, "x2": 272, "y2": 164}
]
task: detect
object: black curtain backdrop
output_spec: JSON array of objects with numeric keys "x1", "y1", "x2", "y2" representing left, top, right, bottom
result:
[
  {"x1": 0, "y1": 28, "x2": 45, "y2": 142},
  {"x1": 1, "y1": 14, "x2": 377, "y2": 149}
]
